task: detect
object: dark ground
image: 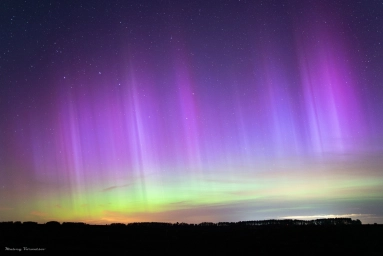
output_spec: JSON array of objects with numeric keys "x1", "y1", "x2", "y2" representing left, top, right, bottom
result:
[{"x1": 1, "y1": 223, "x2": 382, "y2": 255}]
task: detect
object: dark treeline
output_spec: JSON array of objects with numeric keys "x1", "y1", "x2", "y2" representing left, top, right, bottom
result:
[{"x1": 0, "y1": 218, "x2": 381, "y2": 254}]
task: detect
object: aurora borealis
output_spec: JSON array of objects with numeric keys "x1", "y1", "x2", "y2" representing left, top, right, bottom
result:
[{"x1": 1, "y1": 0, "x2": 383, "y2": 224}]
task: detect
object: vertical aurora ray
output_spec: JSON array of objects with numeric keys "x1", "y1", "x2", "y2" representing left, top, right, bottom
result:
[{"x1": 295, "y1": 14, "x2": 366, "y2": 155}]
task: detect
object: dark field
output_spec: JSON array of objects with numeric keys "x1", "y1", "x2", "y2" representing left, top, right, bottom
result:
[
  {"x1": 1, "y1": 221, "x2": 382, "y2": 255},
  {"x1": 0, "y1": 223, "x2": 383, "y2": 255}
]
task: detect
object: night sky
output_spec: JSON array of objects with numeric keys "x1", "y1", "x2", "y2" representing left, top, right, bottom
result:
[{"x1": 1, "y1": 0, "x2": 383, "y2": 224}]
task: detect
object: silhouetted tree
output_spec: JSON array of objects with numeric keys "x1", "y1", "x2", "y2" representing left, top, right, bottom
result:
[{"x1": 46, "y1": 221, "x2": 61, "y2": 226}]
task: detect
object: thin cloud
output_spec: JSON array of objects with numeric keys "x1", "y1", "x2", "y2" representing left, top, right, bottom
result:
[
  {"x1": 169, "y1": 201, "x2": 191, "y2": 206},
  {"x1": 0, "y1": 207, "x2": 13, "y2": 211},
  {"x1": 102, "y1": 184, "x2": 129, "y2": 192},
  {"x1": 30, "y1": 211, "x2": 48, "y2": 217}
]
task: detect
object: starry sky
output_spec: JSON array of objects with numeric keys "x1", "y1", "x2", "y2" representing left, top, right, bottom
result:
[{"x1": 1, "y1": 0, "x2": 383, "y2": 224}]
